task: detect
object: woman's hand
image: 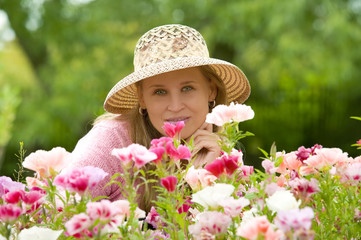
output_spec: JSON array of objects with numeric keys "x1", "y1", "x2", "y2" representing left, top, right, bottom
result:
[{"x1": 186, "y1": 122, "x2": 221, "y2": 167}]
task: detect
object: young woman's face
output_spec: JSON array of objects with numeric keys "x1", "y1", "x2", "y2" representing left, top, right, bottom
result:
[{"x1": 139, "y1": 67, "x2": 217, "y2": 139}]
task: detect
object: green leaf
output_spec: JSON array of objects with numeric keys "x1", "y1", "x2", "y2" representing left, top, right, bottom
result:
[
  {"x1": 178, "y1": 230, "x2": 186, "y2": 240},
  {"x1": 258, "y1": 147, "x2": 269, "y2": 158},
  {"x1": 274, "y1": 156, "x2": 284, "y2": 167},
  {"x1": 270, "y1": 142, "x2": 277, "y2": 157},
  {"x1": 92, "y1": 195, "x2": 109, "y2": 201},
  {"x1": 350, "y1": 116, "x2": 361, "y2": 121},
  {"x1": 244, "y1": 192, "x2": 257, "y2": 200}
]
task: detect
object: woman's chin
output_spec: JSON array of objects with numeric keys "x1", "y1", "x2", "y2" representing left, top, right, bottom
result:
[{"x1": 180, "y1": 130, "x2": 195, "y2": 141}]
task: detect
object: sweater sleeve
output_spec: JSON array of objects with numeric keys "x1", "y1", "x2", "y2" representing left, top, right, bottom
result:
[{"x1": 69, "y1": 119, "x2": 132, "y2": 201}]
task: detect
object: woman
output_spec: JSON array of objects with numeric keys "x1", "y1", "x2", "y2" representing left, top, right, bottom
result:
[{"x1": 70, "y1": 24, "x2": 250, "y2": 211}]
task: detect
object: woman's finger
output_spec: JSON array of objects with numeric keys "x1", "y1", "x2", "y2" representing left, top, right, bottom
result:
[{"x1": 199, "y1": 122, "x2": 213, "y2": 132}]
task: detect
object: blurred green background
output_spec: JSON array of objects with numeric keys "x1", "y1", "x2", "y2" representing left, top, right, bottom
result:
[{"x1": 0, "y1": 0, "x2": 360, "y2": 175}]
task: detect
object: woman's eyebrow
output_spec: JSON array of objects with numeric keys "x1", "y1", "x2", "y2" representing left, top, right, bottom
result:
[
  {"x1": 180, "y1": 80, "x2": 198, "y2": 85},
  {"x1": 148, "y1": 84, "x2": 165, "y2": 88}
]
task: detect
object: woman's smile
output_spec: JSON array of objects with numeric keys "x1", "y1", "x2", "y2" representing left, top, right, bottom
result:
[{"x1": 165, "y1": 117, "x2": 190, "y2": 125}]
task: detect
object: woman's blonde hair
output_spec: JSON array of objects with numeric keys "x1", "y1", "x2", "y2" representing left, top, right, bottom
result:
[{"x1": 95, "y1": 65, "x2": 227, "y2": 212}]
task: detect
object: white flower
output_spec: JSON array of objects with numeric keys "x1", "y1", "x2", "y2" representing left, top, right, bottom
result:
[
  {"x1": 266, "y1": 190, "x2": 301, "y2": 213},
  {"x1": 191, "y1": 183, "x2": 235, "y2": 209},
  {"x1": 206, "y1": 102, "x2": 255, "y2": 126},
  {"x1": 219, "y1": 196, "x2": 250, "y2": 218},
  {"x1": 18, "y1": 226, "x2": 63, "y2": 240},
  {"x1": 240, "y1": 207, "x2": 259, "y2": 228},
  {"x1": 230, "y1": 148, "x2": 244, "y2": 165}
]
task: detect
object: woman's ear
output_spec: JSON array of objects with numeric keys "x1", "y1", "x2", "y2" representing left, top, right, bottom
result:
[
  {"x1": 137, "y1": 85, "x2": 146, "y2": 109},
  {"x1": 208, "y1": 81, "x2": 218, "y2": 102}
]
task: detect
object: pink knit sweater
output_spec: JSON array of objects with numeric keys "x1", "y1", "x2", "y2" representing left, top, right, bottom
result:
[{"x1": 69, "y1": 119, "x2": 132, "y2": 201}]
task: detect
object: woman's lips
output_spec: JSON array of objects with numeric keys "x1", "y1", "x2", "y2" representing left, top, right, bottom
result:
[{"x1": 165, "y1": 117, "x2": 190, "y2": 124}]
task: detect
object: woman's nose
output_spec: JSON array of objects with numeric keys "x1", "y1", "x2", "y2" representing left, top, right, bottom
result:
[{"x1": 167, "y1": 93, "x2": 184, "y2": 112}]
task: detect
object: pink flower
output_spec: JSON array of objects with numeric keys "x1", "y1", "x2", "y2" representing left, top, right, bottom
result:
[
  {"x1": 283, "y1": 152, "x2": 302, "y2": 171},
  {"x1": 223, "y1": 155, "x2": 240, "y2": 175},
  {"x1": 230, "y1": 148, "x2": 244, "y2": 165},
  {"x1": 206, "y1": 104, "x2": 229, "y2": 126},
  {"x1": 219, "y1": 197, "x2": 250, "y2": 218},
  {"x1": 206, "y1": 102, "x2": 255, "y2": 126},
  {"x1": 164, "y1": 141, "x2": 178, "y2": 157},
  {"x1": 274, "y1": 207, "x2": 314, "y2": 232},
  {"x1": 3, "y1": 189, "x2": 25, "y2": 204},
  {"x1": 150, "y1": 137, "x2": 173, "y2": 148},
  {"x1": 205, "y1": 158, "x2": 224, "y2": 178},
  {"x1": 310, "y1": 144, "x2": 323, "y2": 154},
  {"x1": 185, "y1": 166, "x2": 216, "y2": 191},
  {"x1": 162, "y1": 121, "x2": 184, "y2": 138},
  {"x1": 177, "y1": 199, "x2": 193, "y2": 214},
  {"x1": 111, "y1": 147, "x2": 132, "y2": 165},
  {"x1": 0, "y1": 204, "x2": 23, "y2": 222},
  {"x1": 205, "y1": 154, "x2": 240, "y2": 178},
  {"x1": 86, "y1": 200, "x2": 120, "y2": 221},
  {"x1": 149, "y1": 146, "x2": 165, "y2": 164},
  {"x1": 22, "y1": 147, "x2": 71, "y2": 178},
  {"x1": 150, "y1": 230, "x2": 170, "y2": 240},
  {"x1": 113, "y1": 144, "x2": 157, "y2": 168},
  {"x1": 188, "y1": 211, "x2": 231, "y2": 238},
  {"x1": 304, "y1": 147, "x2": 349, "y2": 170},
  {"x1": 289, "y1": 178, "x2": 320, "y2": 199},
  {"x1": 237, "y1": 216, "x2": 270, "y2": 239},
  {"x1": 174, "y1": 145, "x2": 192, "y2": 160},
  {"x1": 145, "y1": 207, "x2": 162, "y2": 229},
  {"x1": 264, "y1": 182, "x2": 285, "y2": 196},
  {"x1": 0, "y1": 176, "x2": 25, "y2": 197},
  {"x1": 128, "y1": 144, "x2": 158, "y2": 168},
  {"x1": 161, "y1": 176, "x2": 178, "y2": 192},
  {"x1": 299, "y1": 166, "x2": 318, "y2": 176},
  {"x1": 29, "y1": 186, "x2": 46, "y2": 194},
  {"x1": 54, "y1": 166, "x2": 108, "y2": 195},
  {"x1": 240, "y1": 165, "x2": 254, "y2": 177},
  {"x1": 275, "y1": 175, "x2": 287, "y2": 187},
  {"x1": 296, "y1": 146, "x2": 312, "y2": 161},
  {"x1": 262, "y1": 159, "x2": 277, "y2": 174},
  {"x1": 150, "y1": 137, "x2": 191, "y2": 161},
  {"x1": 85, "y1": 200, "x2": 125, "y2": 234},
  {"x1": 22, "y1": 191, "x2": 44, "y2": 206},
  {"x1": 3, "y1": 188, "x2": 44, "y2": 214},
  {"x1": 26, "y1": 177, "x2": 46, "y2": 188},
  {"x1": 265, "y1": 228, "x2": 284, "y2": 240},
  {"x1": 65, "y1": 213, "x2": 93, "y2": 237},
  {"x1": 111, "y1": 200, "x2": 145, "y2": 219},
  {"x1": 354, "y1": 156, "x2": 361, "y2": 163},
  {"x1": 342, "y1": 162, "x2": 361, "y2": 181}
]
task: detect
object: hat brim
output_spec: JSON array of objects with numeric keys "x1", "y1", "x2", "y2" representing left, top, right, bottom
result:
[{"x1": 104, "y1": 57, "x2": 250, "y2": 114}]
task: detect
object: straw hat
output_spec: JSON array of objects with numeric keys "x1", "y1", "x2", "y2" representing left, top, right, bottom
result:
[{"x1": 104, "y1": 24, "x2": 250, "y2": 113}]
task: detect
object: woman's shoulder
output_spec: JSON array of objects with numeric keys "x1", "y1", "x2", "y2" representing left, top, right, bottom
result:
[
  {"x1": 94, "y1": 117, "x2": 129, "y2": 132},
  {"x1": 74, "y1": 116, "x2": 131, "y2": 152}
]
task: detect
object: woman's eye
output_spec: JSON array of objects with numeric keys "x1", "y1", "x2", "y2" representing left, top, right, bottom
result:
[
  {"x1": 182, "y1": 86, "x2": 193, "y2": 92},
  {"x1": 154, "y1": 89, "x2": 166, "y2": 95}
]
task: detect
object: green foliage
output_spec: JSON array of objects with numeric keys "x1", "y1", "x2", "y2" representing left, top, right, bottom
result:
[
  {"x1": 0, "y1": 0, "x2": 360, "y2": 174},
  {"x1": 0, "y1": 84, "x2": 21, "y2": 169},
  {"x1": 312, "y1": 171, "x2": 361, "y2": 238},
  {"x1": 0, "y1": 85, "x2": 20, "y2": 147}
]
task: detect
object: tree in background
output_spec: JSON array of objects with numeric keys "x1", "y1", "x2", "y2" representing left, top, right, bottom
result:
[{"x1": 0, "y1": 0, "x2": 360, "y2": 174}]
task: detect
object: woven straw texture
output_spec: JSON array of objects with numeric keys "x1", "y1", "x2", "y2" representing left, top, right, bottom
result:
[{"x1": 104, "y1": 24, "x2": 250, "y2": 113}]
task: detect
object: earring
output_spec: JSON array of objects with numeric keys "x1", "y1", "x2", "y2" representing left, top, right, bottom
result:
[
  {"x1": 209, "y1": 100, "x2": 216, "y2": 108},
  {"x1": 139, "y1": 107, "x2": 147, "y2": 116}
]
